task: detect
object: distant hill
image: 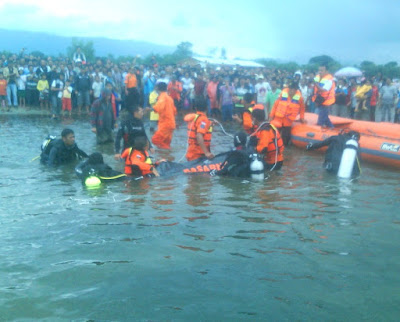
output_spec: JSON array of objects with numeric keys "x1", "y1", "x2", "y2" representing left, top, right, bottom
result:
[{"x1": 0, "y1": 29, "x2": 175, "y2": 58}]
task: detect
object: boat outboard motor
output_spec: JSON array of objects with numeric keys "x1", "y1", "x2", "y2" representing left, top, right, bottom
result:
[
  {"x1": 250, "y1": 154, "x2": 264, "y2": 180},
  {"x1": 337, "y1": 132, "x2": 360, "y2": 178}
]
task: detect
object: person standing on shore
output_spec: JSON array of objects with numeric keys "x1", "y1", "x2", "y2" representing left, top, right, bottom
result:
[
  {"x1": 3, "y1": 61, "x2": 19, "y2": 109},
  {"x1": 379, "y1": 78, "x2": 397, "y2": 122},
  {"x1": 75, "y1": 66, "x2": 91, "y2": 115}
]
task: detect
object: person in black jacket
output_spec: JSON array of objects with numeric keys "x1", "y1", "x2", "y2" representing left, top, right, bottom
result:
[
  {"x1": 91, "y1": 89, "x2": 116, "y2": 144},
  {"x1": 306, "y1": 130, "x2": 361, "y2": 175},
  {"x1": 75, "y1": 66, "x2": 91, "y2": 114},
  {"x1": 114, "y1": 105, "x2": 153, "y2": 160},
  {"x1": 41, "y1": 128, "x2": 88, "y2": 166}
]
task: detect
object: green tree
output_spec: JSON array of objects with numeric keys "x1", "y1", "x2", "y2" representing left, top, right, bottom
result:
[
  {"x1": 66, "y1": 38, "x2": 96, "y2": 63},
  {"x1": 174, "y1": 42, "x2": 193, "y2": 59},
  {"x1": 382, "y1": 61, "x2": 400, "y2": 79},
  {"x1": 359, "y1": 61, "x2": 377, "y2": 77},
  {"x1": 308, "y1": 55, "x2": 336, "y2": 66}
]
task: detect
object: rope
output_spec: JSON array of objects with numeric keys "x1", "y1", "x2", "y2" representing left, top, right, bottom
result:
[
  {"x1": 209, "y1": 118, "x2": 234, "y2": 138},
  {"x1": 99, "y1": 174, "x2": 127, "y2": 180},
  {"x1": 177, "y1": 116, "x2": 234, "y2": 163},
  {"x1": 356, "y1": 156, "x2": 362, "y2": 174},
  {"x1": 30, "y1": 156, "x2": 40, "y2": 162}
]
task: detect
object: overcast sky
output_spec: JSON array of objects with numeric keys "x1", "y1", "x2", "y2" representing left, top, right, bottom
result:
[{"x1": 0, "y1": 0, "x2": 399, "y2": 63}]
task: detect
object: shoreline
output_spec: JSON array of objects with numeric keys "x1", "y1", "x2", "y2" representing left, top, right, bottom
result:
[{"x1": 0, "y1": 106, "x2": 88, "y2": 117}]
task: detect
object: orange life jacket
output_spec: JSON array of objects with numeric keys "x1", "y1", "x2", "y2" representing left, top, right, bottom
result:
[
  {"x1": 255, "y1": 124, "x2": 284, "y2": 164},
  {"x1": 273, "y1": 88, "x2": 302, "y2": 121},
  {"x1": 186, "y1": 112, "x2": 213, "y2": 161},
  {"x1": 242, "y1": 103, "x2": 263, "y2": 134},
  {"x1": 121, "y1": 148, "x2": 153, "y2": 176},
  {"x1": 313, "y1": 73, "x2": 335, "y2": 106},
  {"x1": 242, "y1": 109, "x2": 254, "y2": 134}
]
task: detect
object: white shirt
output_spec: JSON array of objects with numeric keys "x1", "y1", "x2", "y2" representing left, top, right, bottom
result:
[
  {"x1": 17, "y1": 75, "x2": 27, "y2": 90},
  {"x1": 51, "y1": 79, "x2": 64, "y2": 98},
  {"x1": 181, "y1": 77, "x2": 192, "y2": 91},
  {"x1": 255, "y1": 82, "x2": 271, "y2": 103},
  {"x1": 92, "y1": 81, "x2": 103, "y2": 98}
]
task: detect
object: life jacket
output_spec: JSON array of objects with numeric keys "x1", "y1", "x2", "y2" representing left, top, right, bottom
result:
[
  {"x1": 313, "y1": 74, "x2": 335, "y2": 106},
  {"x1": 255, "y1": 123, "x2": 284, "y2": 164},
  {"x1": 273, "y1": 88, "x2": 302, "y2": 122},
  {"x1": 123, "y1": 148, "x2": 153, "y2": 176},
  {"x1": 241, "y1": 102, "x2": 263, "y2": 134},
  {"x1": 242, "y1": 108, "x2": 254, "y2": 134},
  {"x1": 188, "y1": 112, "x2": 212, "y2": 149}
]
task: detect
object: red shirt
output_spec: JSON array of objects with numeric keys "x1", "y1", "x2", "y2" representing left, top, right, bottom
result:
[{"x1": 0, "y1": 79, "x2": 7, "y2": 96}]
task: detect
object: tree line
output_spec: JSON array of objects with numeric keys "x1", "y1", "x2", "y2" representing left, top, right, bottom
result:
[{"x1": 2, "y1": 39, "x2": 400, "y2": 79}]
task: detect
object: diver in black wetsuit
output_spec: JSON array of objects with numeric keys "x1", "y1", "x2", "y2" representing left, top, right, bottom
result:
[
  {"x1": 114, "y1": 105, "x2": 153, "y2": 160},
  {"x1": 216, "y1": 131, "x2": 253, "y2": 178},
  {"x1": 75, "y1": 152, "x2": 124, "y2": 183},
  {"x1": 41, "y1": 128, "x2": 88, "y2": 167},
  {"x1": 306, "y1": 130, "x2": 361, "y2": 175}
]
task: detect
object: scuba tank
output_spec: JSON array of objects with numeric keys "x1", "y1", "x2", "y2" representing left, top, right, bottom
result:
[
  {"x1": 41, "y1": 135, "x2": 57, "y2": 152},
  {"x1": 250, "y1": 154, "x2": 264, "y2": 180},
  {"x1": 337, "y1": 139, "x2": 358, "y2": 178}
]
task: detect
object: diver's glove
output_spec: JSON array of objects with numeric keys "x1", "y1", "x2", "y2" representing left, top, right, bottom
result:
[{"x1": 306, "y1": 143, "x2": 313, "y2": 150}]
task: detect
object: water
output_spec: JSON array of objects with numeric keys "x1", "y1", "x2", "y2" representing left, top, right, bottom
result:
[{"x1": 1, "y1": 114, "x2": 399, "y2": 321}]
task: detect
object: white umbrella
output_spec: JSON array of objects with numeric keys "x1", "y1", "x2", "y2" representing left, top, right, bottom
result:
[{"x1": 334, "y1": 67, "x2": 363, "y2": 78}]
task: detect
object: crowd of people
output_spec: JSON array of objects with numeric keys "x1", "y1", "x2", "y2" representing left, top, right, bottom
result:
[
  {"x1": 1, "y1": 47, "x2": 400, "y2": 124},
  {"x1": 1, "y1": 47, "x2": 398, "y2": 181}
]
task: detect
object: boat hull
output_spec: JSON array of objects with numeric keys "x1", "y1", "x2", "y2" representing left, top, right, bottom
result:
[{"x1": 291, "y1": 113, "x2": 400, "y2": 169}]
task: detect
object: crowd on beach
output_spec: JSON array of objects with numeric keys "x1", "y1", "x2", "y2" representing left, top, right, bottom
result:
[{"x1": 0, "y1": 47, "x2": 399, "y2": 124}]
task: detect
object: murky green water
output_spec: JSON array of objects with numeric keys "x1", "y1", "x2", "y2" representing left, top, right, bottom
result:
[{"x1": 1, "y1": 115, "x2": 399, "y2": 321}]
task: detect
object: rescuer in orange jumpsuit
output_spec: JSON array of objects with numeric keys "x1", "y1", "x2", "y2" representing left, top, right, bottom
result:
[
  {"x1": 250, "y1": 109, "x2": 285, "y2": 170},
  {"x1": 269, "y1": 81, "x2": 305, "y2": 146},
  {"x1": 151, "y1": 82, "x2": 177, "y2": 149},
  {"x1": 186, "y1": 96, "x2": 214, "y2": 161},
  {"x1": 121, "y1": 136, "x2": 160, "y2": 177}
]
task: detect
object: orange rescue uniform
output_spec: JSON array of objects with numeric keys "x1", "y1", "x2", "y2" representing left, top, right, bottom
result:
[
  {"x1": 270, "y1": 88, "x2": 305, "y2": 128},
  {"x1": 124, "y1": 73, "x2": 137, "y2": 89},
  {"x1": 167, "y1": 81, "x2": 183, "y2": 101},
  {"x1": 242, "y1": 103, "x2": 264, "y2": 134},
  {"x1": 186, "y1": 112, "x2": 213, "y2": 161},
  {"x1": 151, "y1": 92, "x2": 177, "y2": 149},
  {"x1": 121, "y1": 148, "x2": 153, "y2": 176},
  {"x1": 254, "y1": 124, "x2": 284, "y2": 165}
]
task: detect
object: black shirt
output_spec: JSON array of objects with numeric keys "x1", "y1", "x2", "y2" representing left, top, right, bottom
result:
[{"x1": 41, "y1": 139, "x2": 88, "y2": 166}]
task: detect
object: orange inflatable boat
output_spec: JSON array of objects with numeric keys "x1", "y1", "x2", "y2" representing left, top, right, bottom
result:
[{"x1": 291, "y1": 113, "x2": 400, "y2": 169}]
